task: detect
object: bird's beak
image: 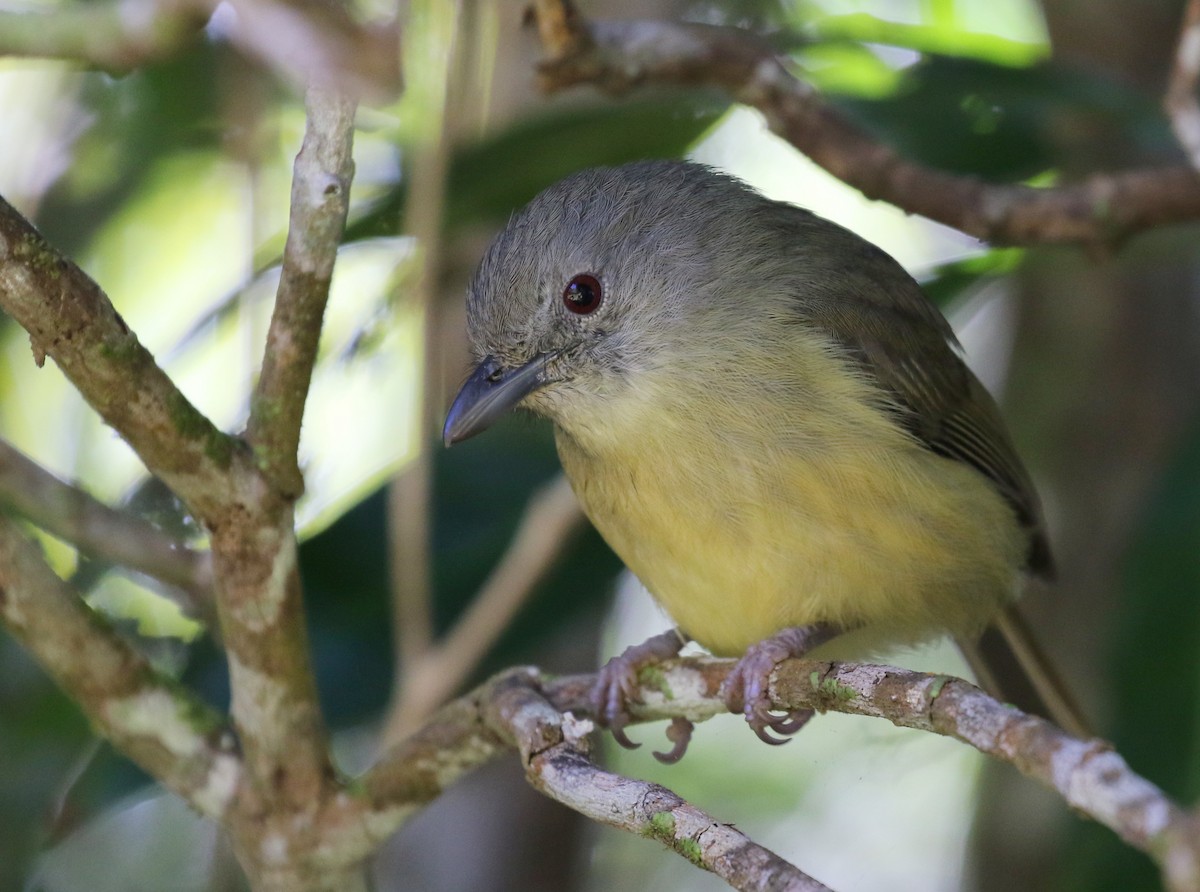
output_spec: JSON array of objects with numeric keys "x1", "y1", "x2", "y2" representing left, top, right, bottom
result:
[{"x1": 442, "y1": 354, "x2": 550, "y2": 446}]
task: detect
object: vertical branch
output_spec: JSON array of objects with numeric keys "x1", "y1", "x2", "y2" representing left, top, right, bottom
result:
[
  {"x1": 247, "y1": 88, "x2": 357, "y2": 496},
  {"x1": 386, "y1": 0, "x2": 462, "y2": 723},
  {"x1": 211, "y1": 87, "x2": 359, "y2": 880},
  {"x1": 1167, "y1": 0, "x2": 1200, "y2": 169}
]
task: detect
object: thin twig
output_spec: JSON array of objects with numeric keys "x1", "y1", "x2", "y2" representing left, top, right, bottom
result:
[
  {"x1": 0, "y1": 513, "x2": 239, "y2": 820},
  {"x1": 0, "y1": 438, "x2": 212, "y2": 618},
  {"x1": 485, "y1": 671, "x2": 835, "y2": 892},
  {"x1": 388, "y1": 462, "x2": 435, "y2": 691},
  {"x1": 383, "y1": 475, "x2": 584, "y2": 743},
  {"x1": 0, "y1": 195, "x2": 243, "y2": 526},
  {"x1": 0, "y1": 0, "x2": 401, "y2": 100},
  {"x1": 0, "y1": 0, "x2": 207, "y2": 69},
  {"x1": 528, "y1": 0, "x2": 1200, "y2": 248},
  {"x1": 223, "y1": 0, "x2": 402, "y2": 99},
  {"x1": 385, "y1": 0, "x2": 462, "y2": 737},
  {"x1": 1167, "y1": 0, "x2": 1200, "y2": 169},
  {"x1": 247, "y1": 88, "x2": 357, "y2": 496}
]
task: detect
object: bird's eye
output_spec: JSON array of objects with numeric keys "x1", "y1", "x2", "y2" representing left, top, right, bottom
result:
[{"x1": 562, "y1": 274, "x2": 603, "y2": 315}]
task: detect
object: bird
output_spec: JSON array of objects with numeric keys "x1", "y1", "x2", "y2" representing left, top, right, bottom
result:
[{"x1": 443, "y1": 159, "x2": 1082, "y2": 760}]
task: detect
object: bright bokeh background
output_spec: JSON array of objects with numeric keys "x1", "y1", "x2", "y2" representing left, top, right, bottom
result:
[{"x1": 2, "y1": 1, "x2": 1198, "y2": 891}]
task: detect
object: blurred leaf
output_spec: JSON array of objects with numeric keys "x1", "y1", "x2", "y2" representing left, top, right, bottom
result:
[
  {"x1": 812, "y1": 12, "x2": 1048, "y2": 66},
  {"x1": 31, "y1": 790, "x2": 226, "y2": 892},
  {"x1": 919, "y1": 247, "x2": 1024, "y2": 308},
  {"x1": 345, "y1": 95, "x2": 728, "y2": 243},
  {"x1": 37, "y1": 41, "x2": 244, "y2": 254},
  {"x1": 792, "y1": 40, "x2": 904, "y2": 98},
  {"x1": 836, "y1": 56, "x2": 1175, "y2": 180},
  {"x1": 0, "y1": 638, "x2": 91, "y2": 887},
  {"x1": 1058, "y1": 414, "x2": 1200, "y2": 892}
]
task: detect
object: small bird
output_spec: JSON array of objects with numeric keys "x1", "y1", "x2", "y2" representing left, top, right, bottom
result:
[{"x1": 444, "y1": 160, "x2": 1080, "y2": 760}]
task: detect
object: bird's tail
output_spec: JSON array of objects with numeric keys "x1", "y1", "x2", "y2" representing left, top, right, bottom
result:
[{"x1": 956, "y1": 603, "x2": 1091, "y2": 739}]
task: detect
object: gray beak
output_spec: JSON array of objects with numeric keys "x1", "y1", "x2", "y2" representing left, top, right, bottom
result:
[{"x1": 443, "y1": 354, "x2": 549, "y2": 446}]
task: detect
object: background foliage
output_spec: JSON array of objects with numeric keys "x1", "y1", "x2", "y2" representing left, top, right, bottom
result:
[{"x1": 1, "y1": 0, "x2": 1198, "y2": 890}]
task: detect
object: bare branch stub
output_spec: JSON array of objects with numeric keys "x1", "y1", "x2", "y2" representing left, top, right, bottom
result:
[
  {"x1": 529, "y1": 1, "x2": 1200, "y2": 247},
  {"x1": 0, "y1": 438, "x2": 212, "y2": 618}
]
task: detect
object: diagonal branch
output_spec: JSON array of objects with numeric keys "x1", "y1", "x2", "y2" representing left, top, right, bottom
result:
[
  {"x1": 528, "y1": 0, "x2": 1200, "y2": 248},
  {"x1": 1167, "y1": 0, "x2": 1200, "y2": 169},
  {"x1": 222, "y1": 0, "x2": 402, "y2": 100},
  {"x1": 383, "y1": 474, "x2": 584, "y2": 743},
  {"x1": 0, "y1": 512, "x2": 239, "y2": 820},
  {"x1": 0, "y1": 438, "x2": 212, "y2": 618},
  {"x1": 247, "y1": 88, "x2": 357, "y2": 497},
  {"x1": 0, "y1": 195, "x2": 244, "y2": 526}
]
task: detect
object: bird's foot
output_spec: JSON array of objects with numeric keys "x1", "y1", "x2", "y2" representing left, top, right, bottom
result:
[
  {"x1": 592, "y1": 628, "x2": 689, "y2": 758},
  {"x1": 720, "y1": 624, "x2": 836, "y2": 745}
]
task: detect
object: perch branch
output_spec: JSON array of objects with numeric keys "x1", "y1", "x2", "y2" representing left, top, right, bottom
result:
[
  {"x1": 354, "y1": 658, "x2": 1199, "y2": 892},
  {"x1": 485, "y1": 670, "x2": 835, "y2": 892},
  {"x1": 528, "y1": 0, "x2": 1200, "y2": 247},
  {"x1": 0, "y1": 512, "x2": 238, "y2": 820},
  {"x1": 0, "y1": 438, "x2": 211, "y2": 618},
  {"x1": 1167, "y1": 0, "x2": 1200, "y2": 169},
  {"x1": 546, "y1": 658, "x2": 1200, "y2": 892}
]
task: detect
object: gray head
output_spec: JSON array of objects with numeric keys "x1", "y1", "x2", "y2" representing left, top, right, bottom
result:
[{"x1": 442, "y1": 160, "x2": 790, "y2": 444}]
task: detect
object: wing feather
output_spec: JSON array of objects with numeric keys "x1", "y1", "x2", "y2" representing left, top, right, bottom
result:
[{"x1": 763, "y1": 201, "x2": 1053, "y2": 575}]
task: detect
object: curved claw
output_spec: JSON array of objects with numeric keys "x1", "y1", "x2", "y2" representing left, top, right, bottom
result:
[
  {"x1": 722, "y1": 624, "x2": 834, "y2": 745},
  {"x1": 746, "y1": 706, "x2": 814, "y2": 745},
  {"x1": 764, "y1": 710, "x2": 813, "y2": 736},
  {"x1": 609, "y1": 715, "x2": 641, "y2": 750},
  {"x1": 750, "y1": 722, "x2": 794, "y2": 746},
  {"x1": 590, "y1": 629, "x2": 690, "y2": 754},
  {"x1": 653, "y1": 717, "x2": 695, "y2": 764}
]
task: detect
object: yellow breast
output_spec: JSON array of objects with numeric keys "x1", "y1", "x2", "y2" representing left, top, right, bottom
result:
[{"x1": 553, "y1": 336, "x2": 1026, "y2": 658}]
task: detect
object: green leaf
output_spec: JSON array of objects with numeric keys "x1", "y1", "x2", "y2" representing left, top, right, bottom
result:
[
  {"x1": 836, "y1": 56, "x2": 1175, "y2": 181},
  {"x1": 344, "y1": 95, "x2": 728, "y2": 243}
]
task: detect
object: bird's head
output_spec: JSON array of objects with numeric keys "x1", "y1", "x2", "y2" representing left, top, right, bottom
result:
[{"x1": 442, "y1": 160, "x2": 761, "y2": 445}]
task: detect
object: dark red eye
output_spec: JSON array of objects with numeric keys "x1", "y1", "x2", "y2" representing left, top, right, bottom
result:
[{"x1": 563, "y1": 274, "x2": 602, "y2": 315}]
